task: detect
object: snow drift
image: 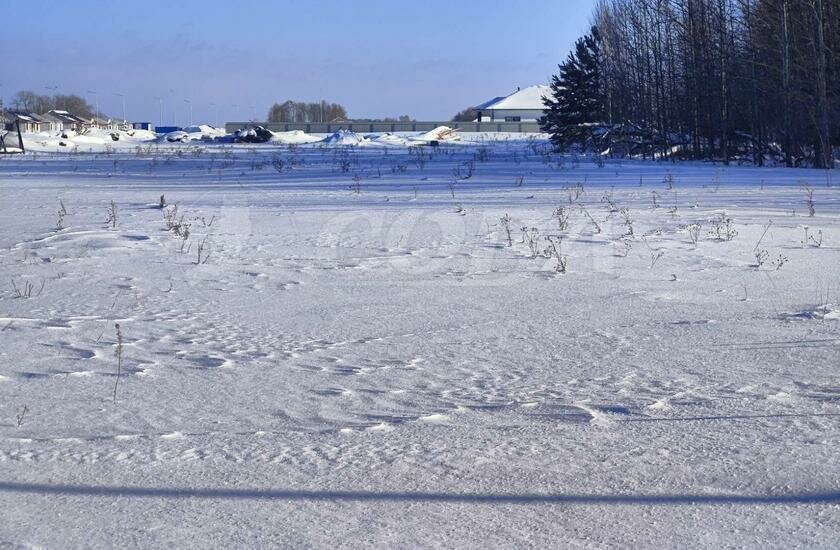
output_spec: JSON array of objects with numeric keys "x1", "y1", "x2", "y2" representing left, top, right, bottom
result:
[
  {"x1": 269, "y1": 130, "x2": 322, "y2": 145},
  {"x1": 321, "y1": 129, "x2": 369, "y2": 146},
  {"x1": 414, "y1": 126, "x2": 461, "y2": 143}
]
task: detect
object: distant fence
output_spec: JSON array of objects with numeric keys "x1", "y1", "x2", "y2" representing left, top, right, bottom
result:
[{"x1": 224, "y1": 121, "x2": 542, "y2": 134}]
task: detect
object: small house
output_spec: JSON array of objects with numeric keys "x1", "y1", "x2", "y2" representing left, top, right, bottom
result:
[
  {"x1": 58, "y1": 110, "x2": 90, "y2": 131},
  {"x1": 3, "y1": 111, "x2": 47, "y2": 133},
  {"x1": 474, "y1": 85, "x2": 550, "y2": 122},
  {"x1": 36, "y1": 112, "x2": 64, "y2": 132},
  {"x1": 90, "y1": 117, "x2": 124, "y2": 131}
]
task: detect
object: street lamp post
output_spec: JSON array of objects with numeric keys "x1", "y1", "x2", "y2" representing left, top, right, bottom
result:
[
  {"x1": 169, "y1": 89, "x2": 177, "y2": 127},
  {"x1": 114, "y1": 93, "x2": 126, "y2": 125},
  {"x1": 45, "y1": 85, "x2": 58, "y2": 111},
  {"x1": 153, "y1": 96, "x2": 163, "y2": 128},
  {"x1": 86, "y1": 90, "x2": 99, "y2": 121}
]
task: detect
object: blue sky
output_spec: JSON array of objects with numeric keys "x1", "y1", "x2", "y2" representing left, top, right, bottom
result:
[{"x1": 2, "y1": 0, "x2": 597, "y2": 124}]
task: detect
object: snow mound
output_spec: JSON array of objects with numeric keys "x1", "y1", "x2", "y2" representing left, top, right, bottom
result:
[
  {"x1": 322, "y1": 129, "x2": 369, "y2": 146},
  {"x1": 821, "y1": 307, "x2": 839, "y2": 320},
  {"x1": 369, "y1": 133, "x2": 412, "y2": 147},
  {"x1": 414, "y1": 126, "x2": 461, "y2": 143},
  {"x1": 81, "y1": 128, "x2": 120, "y2": 141},
  {"x1": 183, "y1": 125, "x2": 213, "y2": 134},
  {"x1": 69, "y1": 133, "x2": 115, "y2": 145},
  {"x1": 269, "y1": 130, "x2": 321, "y2": 145},
  {"x1": 162, "y1": 131, "x2": 190, "y2": 143},
  {"x1": 123, "y1": 129, "x2": 157, "y2": 141},
  {"x1": 235, "y1": 126, "x2": 273, "y2": 143},
  {"x1": 183, "y1": 125, "x2": 226, "y2": 141},
  {"x1": 781, "y1": 305, "x2": 839, "y2": 321}
]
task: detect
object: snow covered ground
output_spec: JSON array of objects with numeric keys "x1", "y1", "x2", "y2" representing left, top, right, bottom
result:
[{"x1": 0, "y1": 140, "x2": 838, "y2": 547}]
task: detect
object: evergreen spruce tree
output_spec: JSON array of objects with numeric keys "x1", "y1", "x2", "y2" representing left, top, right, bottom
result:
[{"x1": 541, "y1": 27, "x2": 605, "y2": 151}]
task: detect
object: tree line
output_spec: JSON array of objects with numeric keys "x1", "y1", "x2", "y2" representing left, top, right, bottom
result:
[
  {"x1": 267, "y1": 100, "x2": 348, "y2": 123},
  {"x1": 543, "y1": 0, "x2": 839, "y2": 168},
  {"x1": 9, "y1": 90, "x2": 98, "y2": 119},
  {"x1": 266, "y1": 100, "x2": 417, "y2": 123}
]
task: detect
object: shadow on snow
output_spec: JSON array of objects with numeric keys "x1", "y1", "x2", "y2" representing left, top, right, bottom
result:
[{"x1": 0, "y1": 482, "x2": 838, "y2": 505}]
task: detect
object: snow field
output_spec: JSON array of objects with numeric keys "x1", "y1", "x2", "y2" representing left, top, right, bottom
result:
[{"x1": 0, "y1": 141, "x2": 838, "y2": 547}]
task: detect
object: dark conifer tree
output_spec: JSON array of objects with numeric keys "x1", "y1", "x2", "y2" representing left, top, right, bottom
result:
[{"x1": 541, "y1": 27, "x2": 605, "y2": 151}]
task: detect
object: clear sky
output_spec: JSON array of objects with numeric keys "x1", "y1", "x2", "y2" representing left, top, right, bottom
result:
[{"x1": 1, "y1": 0, "x2": 597, "y2": 124}]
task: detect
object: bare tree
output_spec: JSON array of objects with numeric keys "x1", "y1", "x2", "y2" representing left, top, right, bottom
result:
[{"x1": 587, "y1": 0, "x2": 838, "y2": 167}]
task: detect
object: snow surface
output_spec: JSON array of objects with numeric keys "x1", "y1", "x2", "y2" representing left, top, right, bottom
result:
[{"x1": 0, "y1": 140, "x2": 839, "y2": 547}]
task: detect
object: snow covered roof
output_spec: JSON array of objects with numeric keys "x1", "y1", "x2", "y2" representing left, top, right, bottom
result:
[
  {"x1": 37, "y1": 112, "x2": 64, "y2": 123},
  {"x1": 4, "y1": 111, "x2": 41, "y2": 123},
  {"x1": 47, "y1": 110, "x2": 88, "y2": 124},
  {"x1": 474, "y1": 96, "x2": 507, "y2": 110},
  {"x1": 476, "y1": 85, "x2": 550, "y2": 111}
]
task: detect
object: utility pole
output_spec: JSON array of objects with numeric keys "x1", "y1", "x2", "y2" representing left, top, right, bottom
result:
[{"x1": 183, "y1": 99, "x2": 192, "y2": 127}]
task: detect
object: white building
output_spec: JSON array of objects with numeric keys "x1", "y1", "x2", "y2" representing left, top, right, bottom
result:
[{"x1": 474, "y1": 85, "x2": 550, "y2": 122}]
